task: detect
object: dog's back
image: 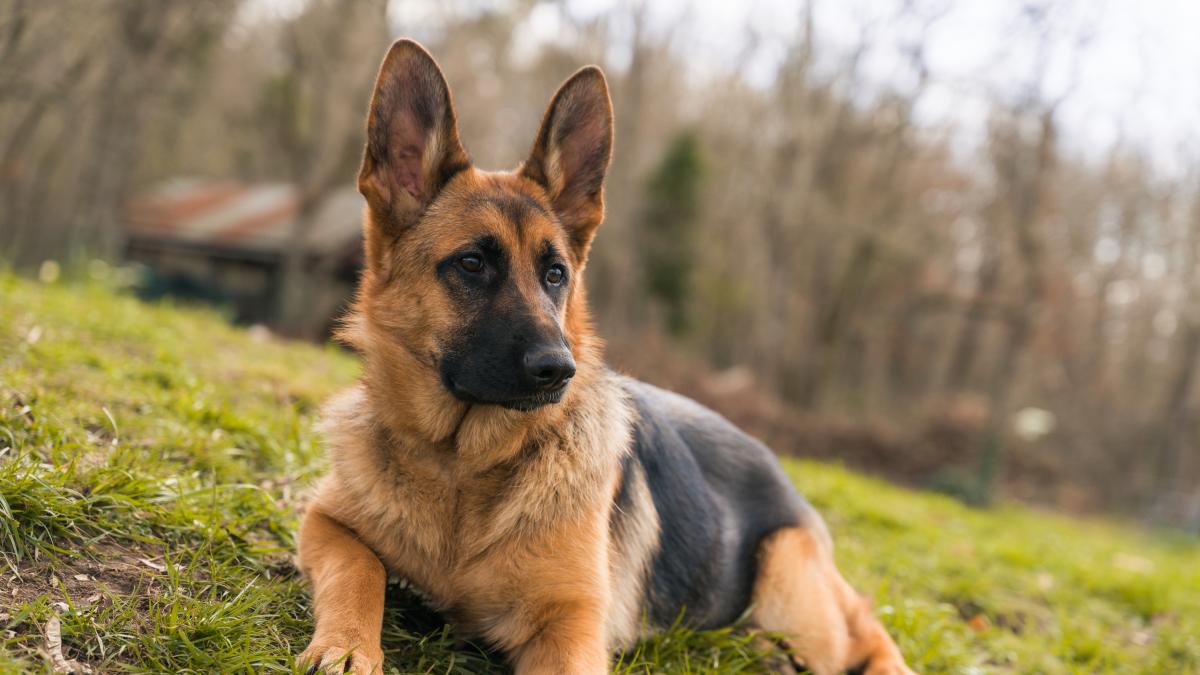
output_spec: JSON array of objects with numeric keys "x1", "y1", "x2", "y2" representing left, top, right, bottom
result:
[{"x1": 616, "y1": 378, "x2": 819, "y2": 629}]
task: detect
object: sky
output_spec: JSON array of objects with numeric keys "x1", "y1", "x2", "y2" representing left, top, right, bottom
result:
[{"x1": 248, "y1": 0, "x2": 1200, "y2": 177}]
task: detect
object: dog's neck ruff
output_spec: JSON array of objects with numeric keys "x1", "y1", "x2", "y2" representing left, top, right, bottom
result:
[{"x1": 316, "y1": 361, "x2": 635, "y2": 560}]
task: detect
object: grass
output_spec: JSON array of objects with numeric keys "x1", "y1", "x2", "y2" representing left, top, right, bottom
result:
[{"x1": 0, "y1": 270, "x2": 1197, "y2": 674}]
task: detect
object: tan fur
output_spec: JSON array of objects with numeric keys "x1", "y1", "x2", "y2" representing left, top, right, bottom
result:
[
  {"x1": 297, "y1": 38, "x2": 914, "y2": 675},
  {"x1": 751, "y1": 527, "x2": 915, "y2": 675},
  {"x1": 296, "y1": 509, "x2": 387, "y2": 674},
  {"x1": 604, "y1": 460, "x2": 661, "y2": 647}
]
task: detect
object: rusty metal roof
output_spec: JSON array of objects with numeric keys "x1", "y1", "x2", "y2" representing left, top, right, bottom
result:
[{"x1": 126, "y1": 178, "x2": 364, "y2": 256}]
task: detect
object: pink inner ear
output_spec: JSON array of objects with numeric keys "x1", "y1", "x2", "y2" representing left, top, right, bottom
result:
[
  {"x1": 559, "y1": 114, "x2": 606, "y2": 191},
  {"x1": 387, "y1": 105, "x2": 429, "y2": 202},
  {"x1": 550, "y1": 104, "x2": 610, "y2": 211},
  {"x1": 393, "y1": 144, "x2": 424, "y2": 201}
]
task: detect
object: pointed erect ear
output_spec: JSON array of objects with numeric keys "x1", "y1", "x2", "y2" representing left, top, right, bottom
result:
[
  {"x1": 519, "y1": 66, "x2": 614, "y2": 259},
  {"x1": 358, "y1": 39, "x2": 470, "y2": 232}
]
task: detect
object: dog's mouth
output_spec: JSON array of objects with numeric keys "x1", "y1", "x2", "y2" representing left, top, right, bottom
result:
[
  {"x1": 498, "y1": 383, "x2": 569, "y2": 411},
  {"x1": 447, "y1": 378, "x2": 569, "y2": 411}
]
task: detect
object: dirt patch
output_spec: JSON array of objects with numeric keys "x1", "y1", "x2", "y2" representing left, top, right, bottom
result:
[
  {"x1": 1, "y1": 541, "x2": 162, "y2": 611},
  {"x1": 0, "y1": 541, "x2": 171, "y2": 671}
]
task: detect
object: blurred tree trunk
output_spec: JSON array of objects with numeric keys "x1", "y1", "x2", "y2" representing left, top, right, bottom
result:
[
  {"x1": 792, "y1": 6, "x2": 936, "y2": 409},
  {"x1": 973, "y1": 109, "x2": 1055, "y2": 503},
  {"x1": 69, "y1": 3, "x2": 205, "y2": 260},
  {"x1": 1086, "y1": 201, "x2": 1135, "y2": 386},
  {"x1": 944, "y1": 252, "x2": 1000, "y2": 392},
  {"x1": 1, "y1": 1, "x2": 233, "y2": 266},
  {"x1": 590, "y1": 1, "x2": 653, "y2": 338},
  {"x1": 0, "y1": 58, "x2": 86, "y2": 261},
  {"x1": 274, "y1": 0, "x2": 388, "y2": 337},
  {"x1": 70, "y1": 5, "x2": 143, "y2": 260},
  {"x1": 1154, "y1": 320, "x2": 1200, "y2": 498},
  {"x1": 1152, "y1": 193, "x2": 1200, "y2": 505},
  {"x1": 803, "y1": 120, "x2": 918, "y2": 408},
  {"x1": 764, "y1": 1, "x2": 829, "y2": 403},
  {"x1": 888, "y1": 293, "x2": 951, "y2": 399}
]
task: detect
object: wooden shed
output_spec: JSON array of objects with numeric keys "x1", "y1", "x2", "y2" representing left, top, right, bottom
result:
[{"x1": 125, "y1": 178, "x2": 364, "y2": 338}]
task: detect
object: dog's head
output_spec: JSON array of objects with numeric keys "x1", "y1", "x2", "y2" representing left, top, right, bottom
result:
[{"x1": 349, "y1": 39, "x2": 612, "y2": 414}]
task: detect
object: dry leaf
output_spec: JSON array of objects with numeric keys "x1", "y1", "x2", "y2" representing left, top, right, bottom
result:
[
  {"x1": 45, "y1": 615, "x2": 93, "y2": 674},
  {"x1": 139, "y1": 558, "x2": 166, "y2": 572},
  {"x1": 966, "y1": 614, "x2": 991, "y2": 633},
  {"x1": 1036, "y1": 572, "x2": 1055, "y2": 591}
]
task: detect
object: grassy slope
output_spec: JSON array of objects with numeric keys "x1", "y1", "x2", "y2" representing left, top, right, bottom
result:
[{"x1": 0, "y1": 273, "x2": 1197, "y2": 674}]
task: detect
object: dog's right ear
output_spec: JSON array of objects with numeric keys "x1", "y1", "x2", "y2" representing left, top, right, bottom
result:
[{"x1": 358, "y1": 39, "x2": 470, "y2": 237}]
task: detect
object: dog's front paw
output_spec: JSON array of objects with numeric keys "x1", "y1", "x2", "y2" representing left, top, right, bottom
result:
[{"x1": 297, "y1": 637, "x2": 382, "y2": 675}]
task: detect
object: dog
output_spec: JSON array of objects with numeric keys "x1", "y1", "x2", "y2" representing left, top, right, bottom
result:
[{"x1": 296, "y1": 38, "x2": 916, "y2": 675}]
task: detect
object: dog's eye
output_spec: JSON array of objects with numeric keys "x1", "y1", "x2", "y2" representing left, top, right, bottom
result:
[
  {"x1": 545, "y1": 265, "x2": 565, "y2": 286},
  {"x1": 459, "y1": 255, "x2": 483, "y2": 273}
]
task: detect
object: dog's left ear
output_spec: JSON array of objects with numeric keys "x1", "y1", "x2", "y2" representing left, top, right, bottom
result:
[{"x1": 519, "y1": 66, "x2": 614, "y2": 260}]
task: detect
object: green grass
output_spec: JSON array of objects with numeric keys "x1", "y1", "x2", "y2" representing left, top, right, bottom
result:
[{"x1": 0, "y1": 271, "x2": 1197, "y2": 674}]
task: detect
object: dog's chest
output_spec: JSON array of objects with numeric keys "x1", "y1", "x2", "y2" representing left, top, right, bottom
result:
[
  {"x1": 316, "y1": 376, "x2": 636, "y2": 634},
  {"x1": 340, "y1": 445, "x2": 599, "y2": 594}
]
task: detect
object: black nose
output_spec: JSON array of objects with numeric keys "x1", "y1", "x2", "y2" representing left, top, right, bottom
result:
[{"x1": 523, "y1": 345, "x2": 576, "y2": 390}]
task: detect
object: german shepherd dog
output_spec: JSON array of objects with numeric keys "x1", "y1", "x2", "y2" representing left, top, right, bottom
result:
[{"x1": 297, "y1": 39, "x2": 915, "y2": 675}]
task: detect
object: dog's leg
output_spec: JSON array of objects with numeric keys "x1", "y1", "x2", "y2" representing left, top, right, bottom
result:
[
  {"x1": 491, "y1": 516, "x2": 610, "y2": 675},
  {"x1": 750, "y1": 525, "x2": 915, "y2": 675},
  {"x1": 297, "y1": 508, "x2": 388, "y2": 675},
  {"x1": 510, "y1": 598, "x2": 608, "y2": 675}
]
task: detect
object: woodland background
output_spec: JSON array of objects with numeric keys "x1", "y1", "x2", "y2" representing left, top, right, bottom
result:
[{"x1": 3, "y1": 0, "x2": 1200, "y2": 527}]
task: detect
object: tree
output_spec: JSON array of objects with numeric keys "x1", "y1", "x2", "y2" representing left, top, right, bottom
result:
[
  {"x1": 267, "y1": 0, "x2": 389, "y2": 337},
  {"x1": 639, "y1": 130, "x2": 704, "y2": 336}
]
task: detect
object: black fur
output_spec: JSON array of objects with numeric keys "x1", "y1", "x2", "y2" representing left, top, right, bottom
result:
[{"x1": 619, "y1": 378, "x2": 813, "y2": 628}]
